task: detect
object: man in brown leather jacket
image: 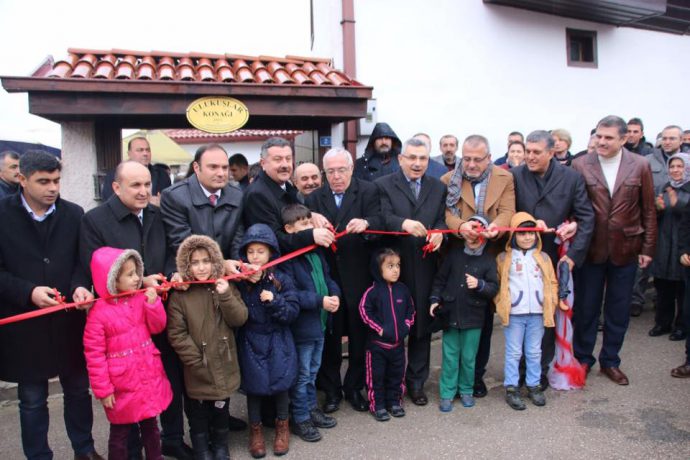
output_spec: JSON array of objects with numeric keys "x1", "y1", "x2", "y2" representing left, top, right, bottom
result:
[{"x1": 571, "y1": 115, "x2": 657, "y2": 386}]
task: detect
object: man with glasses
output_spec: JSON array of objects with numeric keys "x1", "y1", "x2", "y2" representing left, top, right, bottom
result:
[
  {"x1": 442, "y1": 134, "x2": 515, "y2": 398},
  {"x1": 376, "y1": 138, "x2": 448, "y2": 406},
  {"x1": 305, "y1": 148, "x2": 382, "y2": 413}
]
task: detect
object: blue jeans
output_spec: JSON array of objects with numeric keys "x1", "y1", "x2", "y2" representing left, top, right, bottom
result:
[
  {"x1": 17, "y1": 368, "x2": 95, "y2": 459},
  {"x1": 573, "y1": 261, "x2": 637, "y2": 368},
  {"x1": 290, "y1": 338, "x2": 324, "y2": 423},
  {"x1": 504, "y1": 314, "x2": 544, "y2": 388}
]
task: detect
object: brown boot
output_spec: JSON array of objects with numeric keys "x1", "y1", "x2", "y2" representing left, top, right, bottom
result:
[
  {"x1": 273, "y1": 418, "x2": 290, "y2": 456},
  {"x1": 249, "y1": 422, "x2": 266, "y2": 458}
]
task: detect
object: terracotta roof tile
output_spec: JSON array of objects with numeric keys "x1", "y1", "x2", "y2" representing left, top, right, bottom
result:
[
  {"x1": 164, "y1": 128, "x2": 304, "y2": 144},
  {"x1": 33, "y1": 49, "x2": 362, "y2": 87}
]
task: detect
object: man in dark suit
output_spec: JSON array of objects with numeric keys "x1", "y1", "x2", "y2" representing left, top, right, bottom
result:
[
  {"x1": 101, "y1": 137, "x2": 171, "y2": 206},
  {"x1": 0, "y1": 151, "x2": 102, "y2": 460},
  {"x1": 161, "y1": 144, "x2": 245, "y2": 272},
  {"x1": 80, "y1": 161, "x2": 192, "y2": 459},
  {"x1": 376, "y1": 138, "x2": 447, "y2": 405},
  {"x1": 512, "y1": 130, "x2": 595, "y2": 387},
  {"x1": 305, "y1": 148, "x2": 382, "y2": 413},
  {"x1": 243, "y1": 137, "x2": 335, "y2": 251},
  {"x1": 571, "y1": 115, "x2": 657, "y2": 385}
]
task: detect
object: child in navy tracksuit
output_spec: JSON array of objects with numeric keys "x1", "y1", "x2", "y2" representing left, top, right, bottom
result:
[
  {"x1": 281, "y1": 204, "x2": 341, "y2": 442},
  {"x1": 359, "y1": 248, "x2": 415, "y2": 422}
]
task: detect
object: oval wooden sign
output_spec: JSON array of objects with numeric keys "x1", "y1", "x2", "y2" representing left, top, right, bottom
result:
[{"x1": 186, "y1": 96, "x2": 249, "y2": 133}]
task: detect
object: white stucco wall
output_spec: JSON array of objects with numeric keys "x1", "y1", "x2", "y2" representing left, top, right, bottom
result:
[
  {"x1": 317, "y1": 1, "x2": 690, "y2": 156},
  {"x1": 61, "y1": 122, "x2": 98, "y2": 210}
]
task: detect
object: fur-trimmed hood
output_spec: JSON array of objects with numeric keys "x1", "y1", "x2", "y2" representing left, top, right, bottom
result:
[
  {"x1": 90, "y1": 247, "x2": 144, "y2": 299},
  {"x1": 176, "y1": 235, "x2": 225, "y2": 282}
]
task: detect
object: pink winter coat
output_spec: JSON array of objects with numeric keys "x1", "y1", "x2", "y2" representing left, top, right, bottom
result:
[{"x1": 83, "y1": 247, "x2": 172, "y2": 425}]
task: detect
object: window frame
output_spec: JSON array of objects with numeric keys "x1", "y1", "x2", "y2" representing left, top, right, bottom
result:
[{"x1": 566, "y1": 28, "x2": 598, "y2": 69}]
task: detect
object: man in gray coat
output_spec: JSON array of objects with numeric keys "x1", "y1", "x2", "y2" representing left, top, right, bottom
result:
[{"x1": 161, "y1": 144, "x2": 244, "y2": 272}]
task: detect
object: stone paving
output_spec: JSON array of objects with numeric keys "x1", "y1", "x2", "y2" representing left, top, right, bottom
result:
[{"x1": 0, "y1": 311, "x2": 688, "y2": 459}]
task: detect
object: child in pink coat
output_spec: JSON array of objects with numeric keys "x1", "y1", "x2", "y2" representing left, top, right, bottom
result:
[{"x1": 83, "y1": 247, "x2": 172, "y2": 460}]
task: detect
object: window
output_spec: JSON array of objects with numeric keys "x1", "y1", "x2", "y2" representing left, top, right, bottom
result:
[{"x1": 566, "y1": 29, "x2": 597, "y2": 68}]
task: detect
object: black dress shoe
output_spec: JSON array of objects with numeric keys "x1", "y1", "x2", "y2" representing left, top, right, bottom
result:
[
  {"x1": 408, "y1": 388, "x2": 428, "y2": 406},
  {"x1": 630, "y1": 304, "x2": 642, "y2": 317},
  {"x1": 322, "y1": 392, "x2": 342, "y2": 414},
  {"x1": 228, "y1": 414, "x2": 248, "y2": 431},
  {"x1": 345, "y1": 390, "x2": 368, "y2": 412},
  {"x1": 669, "y1": 329, "x2": 687, "y2": 341},
  {"x1": 648, "y1": 325, "x2": 671, "y2": 337},
  {"x1": 472, "y1": 379, "x2": 488, "y2": 398},
  {"x1": 161, "y1": 441, "x2": 193, "y2": 460},
  {"x1": 323, "y1": 396, "x2": 341, "y2": 414}
]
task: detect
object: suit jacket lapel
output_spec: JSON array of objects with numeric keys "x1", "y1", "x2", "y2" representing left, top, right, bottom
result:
[
  {"x1": 460, "y1": 179, "x2": 476, "y2": 212},
  {"x1": 394, "y1": 171, "x2": 417, "y2": 206},
  {"x1": 142, "y1": 206, "x2": 155, "y2": 243},
  {"x1": 482, "y1": 166, "x2": 503, "y2": 212},
  {"x1": 319, "y1": 185, "x2": 339, "y2": 224},
  {"x1": 587, "y1": 153, "x2": 609, "y2": 192},
  {"x1": 336, "y1": 181, "x2": 357, "y2": 224},
  {"x1": 538, "y1": 162, "x2": 562, "y2": 200},
  {"x1": 415, "y1": 175, "x2": 432, "y2": 211},
  {"x1": 612, "y1": 149, "x2": 634, "y2": 197}
]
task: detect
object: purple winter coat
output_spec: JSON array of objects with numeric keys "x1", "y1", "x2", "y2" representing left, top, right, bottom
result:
[{"x1": 83, "y1": 247, "x2": 172, "y2": 424}]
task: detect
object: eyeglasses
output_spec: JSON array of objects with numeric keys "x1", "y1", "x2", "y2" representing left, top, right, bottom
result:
[
  {"x1": 325, "y1": 167, "x2": 350, "y2": 176},
  {"x1": 462, "y1": 154, "x2": 489, "y2": 164},
  {"x1": 400, "y1": 154, "x2": 429, "y2": 163}
]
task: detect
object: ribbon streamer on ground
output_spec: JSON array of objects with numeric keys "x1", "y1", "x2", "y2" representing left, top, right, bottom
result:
[{"x1": 547, "y1": 232, "x2": 586, "y2": 390}]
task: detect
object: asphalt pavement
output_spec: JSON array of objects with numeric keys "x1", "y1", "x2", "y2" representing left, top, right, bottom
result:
[{"x1": 0, "y1": 309, "x2": 688, "y2": 459}]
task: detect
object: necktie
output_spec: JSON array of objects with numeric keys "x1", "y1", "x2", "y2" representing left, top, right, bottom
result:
[
  {"x1": 334, "y1": 193, "x2": 344, "y2": 209},
  {"x1": 410, "y1": 180, "x2": 419, "y2": 200},
  {"x1": 209, "y1": 194, "x2": 217, "y2": 207},
  {"x1": 138, "y1": 213, "x2": 144, "y2": 226}
]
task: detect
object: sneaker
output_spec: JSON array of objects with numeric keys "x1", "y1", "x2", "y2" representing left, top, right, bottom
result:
[
  {"x1": 460, "y1": 394, "x2": 475, "y2": 408},
  {"x1": 291, "y1": 420, "x2": 321, "y2": 442},
  {"x1": 310, "y1": 408, "x2": 337, "y2": 429},
  {"x1": 439, "y1": 398, "x2": 453, "y2": 412},
  {"x1": 387, "y1": 405, "x2": 405, "y2": 417},
  {"x1": 527, "y1": 385, "x2": 546, "y2": 407},
  {"x1": 372, "y1": 409, "x2": 390, "y2": 422},
  {"x1": 505, "y1": 386, "x2": 526, "y2": 411}
]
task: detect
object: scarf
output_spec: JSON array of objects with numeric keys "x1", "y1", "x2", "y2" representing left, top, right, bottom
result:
[
  {"x1": 668, "y1": 153, "x2": 690, "y2": 189},
  {"x1": 446, "y1": 162, "x2": 492, "y2": 217},
  {"x1": 305, "y1": 253, "x2": 330, "y2": 333}
]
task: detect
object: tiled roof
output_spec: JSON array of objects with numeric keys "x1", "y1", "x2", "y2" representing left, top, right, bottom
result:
[
  {"x1": 164, "y1": 129, "x2": 303, "y2": 144},
  {"x1": 35, "y1": 48, "x2": 360, "y2": 86}
]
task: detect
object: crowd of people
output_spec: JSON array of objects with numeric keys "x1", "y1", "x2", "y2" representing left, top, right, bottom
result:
[{"x1": 0, "y1": 114, "x2": 688, "y2": 460}]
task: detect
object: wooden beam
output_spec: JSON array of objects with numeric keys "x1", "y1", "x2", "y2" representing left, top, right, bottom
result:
[{"x1": 28, "y1": 93, "x2": 368, "y2": 120}]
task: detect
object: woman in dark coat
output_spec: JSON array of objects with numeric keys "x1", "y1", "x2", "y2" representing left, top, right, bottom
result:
[{"x1": 649, "y1": 153, "x2": 690, "y2": 341}]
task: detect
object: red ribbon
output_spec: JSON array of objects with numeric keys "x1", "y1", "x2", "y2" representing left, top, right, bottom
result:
[{"x1": 0, "y1": 225, "x2": 552, "y2": 326}]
